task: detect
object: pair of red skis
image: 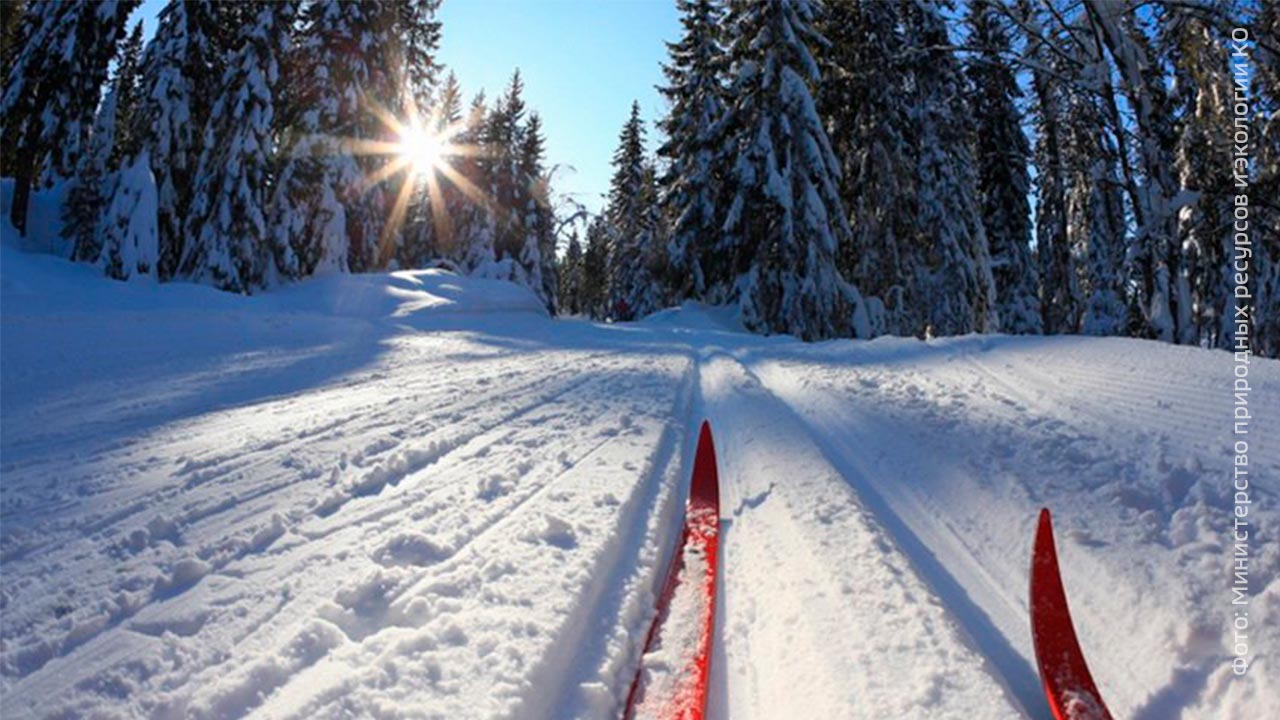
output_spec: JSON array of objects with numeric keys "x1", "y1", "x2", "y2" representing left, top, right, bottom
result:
[{"x1": 623, "y1": 421, "x2": 1112, "y2": 720}]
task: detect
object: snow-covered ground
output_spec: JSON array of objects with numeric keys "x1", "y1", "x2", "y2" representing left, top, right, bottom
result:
[{"x1": 2, "y1": 243, "x2": 1277, "y2": 719}]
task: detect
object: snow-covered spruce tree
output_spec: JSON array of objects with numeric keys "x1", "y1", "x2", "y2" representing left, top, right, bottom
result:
[
  {"x1": 559, "y1": 229, "x2": 584, "y2": 315},
  {"x1": 350, "y1": 2, "x2": 410, "y2": 274},
  {"x1": 423, "y1": 71, "x2": 466, "y2": 259},
  {"x1": 271, "y1": 0, "x2": 406, "y2": 279},
  {"x1": 2, "y1": 0, "x2": 137, "y2": 236},
  {"x1": 0, "y1": 0, "x2": 27, "y2": 81},
  {"x1": 131, "y1": 0, "x2": 226, "y2": 281},
  {"x1": 470, "y1": 71, "x2": 558, "y2": 307},
  {"x1": 714, "y1": 0, "x2": 867, "y2": 340},
  {"x1": 87, "y1": 25, "x2": 165, "y2": 281},
  {"x1": 964, "y1": 2, "x2": 1040, "y2": 334},
  {"x1": 65, "y1": 86, "x2": 119, "y2": 264},
  {"x1": 897, "y1": 0, "x2": 997, "y2": 337},
  {"x1": 819, "y1": 0, "x2": 909, "y2": 336},
  {"x1": 605, "y1": 102, "x2": 663, "y2": 321},
  {"x1": 481, "y1": 71, "x2": 529, "y2": 268},
  {"x1": 657, "y1": 0, "x2": 727, "y2": 304},
  {"x1": 98, "y1": 151, "x2": 159, "y2": 280},
  {"x1": 451, "y1": 91, "x2": 496, "y2": 273},
  {"x1": 580, "y1": 213, "x2": 612, "y2": 318},
  {"x1": 110, "y1": 21, "x2": 145, "y2": 167},
  {"x1": 65, "y1": 20, "x2": 147, "y2": 269},
  {"x1": 182, "y1": 2, "x2": 297, "y2": 292},
  {"x1": 396, "y1": 0, "x2": 442, "y2": 114},
  {"x1": 519, "y1": 112, "x2": 558, "y2": 312}
]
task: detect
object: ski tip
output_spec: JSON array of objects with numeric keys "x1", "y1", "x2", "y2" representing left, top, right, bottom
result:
[
  {"x1": 691, "y1": 420, "x2": 719, "y2": 508},
  {"x1": 1037, "y1": 507, "x2": 1052, "y2": 538},
  {"x1": 1034, "y1": 508, "x2": 1060, "y2": 571},
  {"x1": 1029, "y1": 506, "x2": 1114, "y2": 720},
  {"x1": 695, "y1": 421, "x2": 716, "y2": 467}
]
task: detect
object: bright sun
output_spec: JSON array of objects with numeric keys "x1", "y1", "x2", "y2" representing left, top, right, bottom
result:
[
  {"x1": 399, "y1": 123, "x2": 449, "y2": 178},
  {"x1": 342, "y1": 100, "x2": 487, "y2": 263}
]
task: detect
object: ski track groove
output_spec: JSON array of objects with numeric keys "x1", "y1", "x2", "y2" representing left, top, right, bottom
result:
[
  {"x1": 294, "y1": 353, "x2": 635, "y2": 541},
  {"x1": 746, "y1": 366, "x2": 1049, "y2": 720},
  {"x1": 702, "y1": 352, "x2": 1025, "y2": 720},
  {"x1": 554, "y1": 352, "x2": 702, "y2": 719},
  {"x1": 0, "y1": 348, "x2": 625, "y2": 685},
  {"x1": 3, "y1": 338, "x2": 696, "y2": 719},
  {"x1": 1, "y1": 347, "x2": 617, "y2": 564},
  {"x1": 248, "y1": 358, "x2": 692, "y2": 720}
]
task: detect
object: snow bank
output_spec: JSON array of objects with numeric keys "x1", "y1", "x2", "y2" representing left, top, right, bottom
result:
[
  {"x1": 1, "y1": 230, "x2": 545, "y2": 324},
  {"x1": 642, "y1": 301, "x2": 746, "y2": 334}
]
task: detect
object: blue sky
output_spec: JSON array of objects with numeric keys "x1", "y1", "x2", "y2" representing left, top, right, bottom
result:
[
  {"x1": 438, "y1": 1, "x2": 680, "y2": 215},
  {"x1": 135, "y1": 0, "x2": 682, "y2": 217}
]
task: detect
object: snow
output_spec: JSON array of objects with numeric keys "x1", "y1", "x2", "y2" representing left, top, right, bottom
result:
[{"x1": 2, "y1": 240, "x2": 1278, "y2": 718}]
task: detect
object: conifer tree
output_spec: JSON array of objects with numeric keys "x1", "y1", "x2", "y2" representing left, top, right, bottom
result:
[
  {"x1": 132, "y1": 0, "x2": 226, "y2": 280},
  {"x1": 899, "y1": 0, "x2": 997, "y2": 337},
  {"x1": 819, "y1": 0, "x2": 908, "y2": 336},
  {"x1": 1061, "y1": 13, "x2": 1127, "y2": 338},
  {"x1": 183, "y1": 2, "x2": 297, "y2": 292},
  {"x1": 581, "y1": 214, "x2": 611, "y2": 318},
  {"x1": 1166, "y1": 8, "x2": 1240, "y2": 348},
  {"x1": 272, "y1": 0, "x2": 404, "y2": 279},
  {"x1": 519, "y1": 112, "x2": 558, "y2": 312},
  {"x1": 110, "y1": 21, "x2": 145, "y2": 167},
  {"x1": 965, "y1": 2, "x2": 1040, "y2": 334},
  {"x1": 436, "y1": 72, "x2": 464, "y2": 128},
  {"x1": 1022, "y1": 4, "x2": 1078, "y2": 335},
  {"x1": 605, "y1": 102, "x2": 661, "y2": 320},
  {"x1": 0, "y1": 0, "x2": 27, "y2": 82},
  {"x1": 65, "y1": 87, "x2": 118, "y2": 264},
  {"x1": 396, "y1": 0, "x2": 442, "y2": 114},
  {"x1": 560, "y1": 229, "x2": 584, "y2": 315},
  {"x1": 716, "y1": 0, "x2": 866, "y2": 340},
  {"x1": 482, "y1": 71, "x2": 529, "y2": 266},
  {"x1": 658, "y1": 0, "x2": 727, "y2": 303},
  {"x1": 98, "y1": 151, "x2": 159, "y2": 280},
  {"x1": 2, "y1": 0, "x2": 138, "y2": 235},
  {"x1": 451, "y1": 91, "x2": 495, "y2": 272},
  {"x1": 65, "y1": 18, "x2": 146, "y2": 269},
  {"x1": 389, "y1": 0, "x2": 443, "y2": 270}
]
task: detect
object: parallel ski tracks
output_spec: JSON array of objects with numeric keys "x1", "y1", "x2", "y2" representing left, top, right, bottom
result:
[
  {"x1": 701, "y1": 353, "x2": 1025, "y2": 719},
  {"x1": 0, "y1": 347, "x2": 629, "y2": 686},
  {"x1": 745, "y1": 367, "x2": 1049, "y2": 719}
]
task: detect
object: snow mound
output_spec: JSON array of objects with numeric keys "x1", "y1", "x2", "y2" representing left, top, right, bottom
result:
[
  {"x1": 642, "y1": 301, "x2": 746, "y2": 334},
  {"x1": 269, "y1": 268, "x2": 548, "y2": 326},
  {"x1": 1, "y1": 233, "x2": 546, "y2": 325}
]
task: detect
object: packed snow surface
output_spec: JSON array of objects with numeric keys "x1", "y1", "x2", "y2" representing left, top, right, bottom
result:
[{"x1": 2, "y1": 243, "x2": 1277, "y2": 719}]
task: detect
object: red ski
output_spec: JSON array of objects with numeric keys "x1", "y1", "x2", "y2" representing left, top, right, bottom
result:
[
  {"x1": 1030, "y1": 508, "x2": 1113, "y2": 720},
  {"x1": 624, "y1": 420, "x2": 721, "y2": 720}
]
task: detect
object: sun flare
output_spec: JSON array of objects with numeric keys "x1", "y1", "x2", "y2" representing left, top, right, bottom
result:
[
  {"x1": 399, "y1": 123, "x2": 449, "y2": 178},
  {"x1": 334, "y1": 98, "x2": 491, "y2": 264}
]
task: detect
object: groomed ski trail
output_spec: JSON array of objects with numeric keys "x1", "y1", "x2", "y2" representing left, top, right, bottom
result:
[
  {"x1": 1, "y1": 312, "x2": 703, "y2": 718},
  {"x1": 4, "y1": 251, "x2": 1277, "y2": 720},
  {"x1": 745, "y1": 336, "x2": 1280, "y2": 719},
  {"x1": 698, "y1": 351, "x2": 1022, "y2": 719}
]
